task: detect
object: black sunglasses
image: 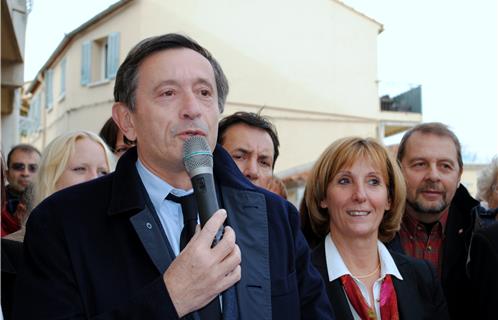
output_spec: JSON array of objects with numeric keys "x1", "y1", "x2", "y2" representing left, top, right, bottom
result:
[{"x1": 10, "y1": 162, "x2": 38, "y2": 173}]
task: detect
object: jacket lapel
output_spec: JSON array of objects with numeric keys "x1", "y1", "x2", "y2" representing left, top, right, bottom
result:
[
  {"x1": 311, "y1": 242, "x2": 354, "y2": 320},
  {"x1": 108, "y1": 148, "x2": 175, "y2": 274},
  {"x1": 441, "y1": 185, "x2": 477, "y2": 283},
  {"x1": 328, "y1": 280, "x2": 354, "y2": 320},
  {"x1": 390, "y1": 253, "x2": 422, "y2": 320},
  {"x1": 129, "y1": 208, "x2": 175, "y2": 273},
  {"x1": 221, "y1": 185, "x2": 271, "y2": 320}
]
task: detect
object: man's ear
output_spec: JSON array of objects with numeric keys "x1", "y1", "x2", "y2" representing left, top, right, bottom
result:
[{"x1": 112, "y1": 102, "x2": 137, "y2": 141}]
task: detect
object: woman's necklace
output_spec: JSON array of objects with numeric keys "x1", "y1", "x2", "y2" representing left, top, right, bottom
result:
[{"x1": 352, "y1": 263, "x2": 380, "y2": 279}]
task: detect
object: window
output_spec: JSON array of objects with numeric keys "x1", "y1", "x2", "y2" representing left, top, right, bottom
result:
[
  {"x1": 60, "y1": 57, "x2": 67, "y2": 98},
  {"x1": 45, "y1": 69, "x2": 54, "y2": 110},
  {"x1": 20, "y1": 93, "x2": 41, "y2": 137},
  {"x1": 81, "y1": 32, "x2": 120, "y2": 85}
]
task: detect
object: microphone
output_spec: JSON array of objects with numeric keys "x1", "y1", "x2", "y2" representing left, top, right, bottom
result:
[{"x1": 183, "y1": 136, "x2": 223, "y2": 243}]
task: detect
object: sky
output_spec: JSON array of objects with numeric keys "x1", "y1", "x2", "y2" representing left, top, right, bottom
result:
[
  {"x1": 24, "y1": 0, "x2": 497, "y2": 163},
  {"x1": 343, "y1": 0, "x2": 497, "y2": 163},
  {"x1": 24, "y1": 0, "x2": 118, "y2": 80}
]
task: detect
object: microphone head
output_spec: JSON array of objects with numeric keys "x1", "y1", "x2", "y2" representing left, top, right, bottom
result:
[{"x1": 183, "y1": 135, "x2": 213, "y2": 177}]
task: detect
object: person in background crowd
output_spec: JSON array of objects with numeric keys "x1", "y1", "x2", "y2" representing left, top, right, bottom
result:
[
  {"x1": 32, "y1": 130, "x2": 115, "y2": 207},
  {"x1": 465, "y1": 155, "x2": 498, "y2": 320},
  {"x1": 1, "y1": 236, "x2": 23, "y2": 320},
  {"x1": 218, "y1": 111, "x2": 280, "y2": 188},
  {"x1": 261, "y1": 175, "x2": 288, "y2": 199},
  {"x1": 467, "y1": 220, "x2": 498, "y2": 320},
  {"x1": 14, "y1": 33, "x2": 333, "y2": 319},
  {"x1": 3, "y1": 144, "x2": 40, "y2": 235},
  {"x1": 99, "y1": 116, "x2": 136, "y2": 158},
  {"x1": 471, "y1": 155, "x2": 498, "y2": 231},
  {"x1": 1, "y1": 154, "x2": 26, "y2": 320},
  {"x1": 2, "y1": 154, "x2": 27, "y2": 237},
  {"x1": 302, "y1": 137, "x2": 448, "y2": 319},
  {"x1": 5, "y1": 131, "x2": 114, "y2": 243},
  {"x1": 387, "y1": 122, "x2": 478, "y2": 320}
]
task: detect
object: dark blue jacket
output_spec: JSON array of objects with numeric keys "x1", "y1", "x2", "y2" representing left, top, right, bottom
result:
[{"x1": 13, "y1": 145, "x2": 333, "y2": 320}]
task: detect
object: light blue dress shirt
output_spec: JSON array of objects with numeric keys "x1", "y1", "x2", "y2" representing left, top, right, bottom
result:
[
  {"x1": 136, "y1": 159, "x2": 193, "y2": 256},
  {"x1": 136, "y1": 160, "x2": 224, "y2": 309}
]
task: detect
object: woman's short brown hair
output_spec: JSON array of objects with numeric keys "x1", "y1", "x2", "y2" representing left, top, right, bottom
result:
[{"x1": 300, "y1": 137, "x2": 406, "y2": 243}]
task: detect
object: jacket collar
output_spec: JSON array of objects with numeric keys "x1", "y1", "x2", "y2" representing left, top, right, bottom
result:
[
  {"x1": 213, "y1": 144, "x2": 259, "y2": 192},
  {"x1": 108, "y1": 147, "x2": 147, "y2": 216},
  {"x1": 108, "y1": 144, "x2": 257, "y2": 217},
  {"x1": 447, "y1": 184, "x2": 479, "y2": 230}
]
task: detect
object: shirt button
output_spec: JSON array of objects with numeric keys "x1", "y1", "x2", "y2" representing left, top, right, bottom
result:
[
  {"x1": 427, "y1": 245, "x2": 432, "y2": 252},
  {"x1": 146, "y1": 222, "x2": 152, "y2": 229},
  {"x1": 409, "y1": 236, "x2": 414, "y2": 240}
]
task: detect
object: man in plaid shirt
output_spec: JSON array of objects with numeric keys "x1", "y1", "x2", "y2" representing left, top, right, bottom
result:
[{"x1": 387, "y1": 122, "x2": 478, "y2": 320}]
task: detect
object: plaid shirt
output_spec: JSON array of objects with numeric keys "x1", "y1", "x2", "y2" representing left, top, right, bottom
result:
[{"x1": 399, "y1": 211, "x2": 449, "y2": 276}]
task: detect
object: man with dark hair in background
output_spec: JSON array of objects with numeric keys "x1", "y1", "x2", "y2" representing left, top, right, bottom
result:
[
  {"x1": 3, "y1": 144, "x2": 40, "y2": 235},
  {"x1": 99, "y1": 117, "x2": 136, "y2": 158},
  {"x1": 388, "y1": 122, "x2": 478, "y2": 320},
  {"x1": 15, "y1": 33, "x2": 333, "y2": 319},
  {"x1": 218, "y1": 111, "x2": 280, "y2": 188}
]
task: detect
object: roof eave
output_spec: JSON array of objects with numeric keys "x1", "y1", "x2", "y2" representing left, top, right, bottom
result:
[{"x1": 26, "y1": 0, "x2": 134, "y2": 94}]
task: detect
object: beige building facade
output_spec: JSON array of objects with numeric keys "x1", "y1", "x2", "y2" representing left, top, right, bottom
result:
[
  {"x1": 22, "y1": 0, "x2": 421, "y2": 175},
  {"x1": 1, "y1": 0, "x2": 29, "y2": 152}
]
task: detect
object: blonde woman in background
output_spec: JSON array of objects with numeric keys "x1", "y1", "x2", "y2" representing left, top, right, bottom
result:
[
  {"x1": 33, "y1": 130, "x2": 115, "y2": 207},
  {"x1": 5, "y1": 131, "x2": 114, "y2": 243},
  {"x1": 471, "y1": 155, "x2": 498, "y2": 231}
]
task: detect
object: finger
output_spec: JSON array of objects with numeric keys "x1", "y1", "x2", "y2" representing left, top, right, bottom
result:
[
  {"x1": 197, "y1": 209, "x2": 227, "y2": 246},
  {"x1": 188, "y1": 224, "x2": 202, "y2": 243},
  {"x1": 221, "y1": 245, "x2": 242, "y2": 272},
  {"x1": 227, "y1": 265, "x2": 242, "y2": 282},
  {"x1": 211, "y1": 243, "x2": 241, "y2": 279},
  {"x1": 218, "y1": 265, "x2": 242, "y2": 293},
  {"x1": 221, "y1": 243, "x2": 241, "y2": 273},
  {"x1": 211, "y1": 226, "x2": 236, "y2": 259}
]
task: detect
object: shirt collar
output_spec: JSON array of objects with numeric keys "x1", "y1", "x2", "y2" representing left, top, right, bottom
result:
[
  {"x1": 378, "y1": 240, "x2": 403, "y2": 280},
  {"x1": 402, "y1": 210, "x2": 448, "y2": 235},
  {"x1": 135, "y1": 159, "x2": 192, "y2": 210},
  {"x1": 325, "y1": 233, "x2": 403, "y2": 282}
]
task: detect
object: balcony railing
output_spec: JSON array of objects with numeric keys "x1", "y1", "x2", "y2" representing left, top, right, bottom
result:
[{"x1": 380, "y1": 85, "x2": 422, "y2": 114}]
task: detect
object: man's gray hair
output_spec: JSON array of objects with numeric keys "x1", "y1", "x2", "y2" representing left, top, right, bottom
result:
[{"x1": 113, "y1": 33, "x2": 229, "y2": 113}]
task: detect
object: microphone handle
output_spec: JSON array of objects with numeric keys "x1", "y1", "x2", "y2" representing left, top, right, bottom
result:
[{"x1": 191, "y1": 173, "x2": 223, "y2": 245}]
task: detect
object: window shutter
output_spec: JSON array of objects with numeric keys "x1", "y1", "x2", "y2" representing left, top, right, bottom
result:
[
  {"x1": 31, "y1": 94, "x2": 41, "y2": 131},
  {"x1": 60, "y1": 57, "x2": 67, "y2": 96},
  {"x1": 45, "y1": 69, "x2": 54, "y2": 109},
  {"x1": 81, "y1": 41, "x2": 91, "y2": 85},
  {"x1": 106, "y1": 32, "x2": 120, "y2": 79}
]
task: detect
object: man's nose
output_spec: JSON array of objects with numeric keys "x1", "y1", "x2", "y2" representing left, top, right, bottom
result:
[
  {"x1": 425, "y1": 163, "x2": 441, "y2": 181},
  {"x1": 243, "y1": 159, "x2": 259, "y2": 182},
  {"x1": 180, "y1": 91, "x2": 201, "y2": 120}
]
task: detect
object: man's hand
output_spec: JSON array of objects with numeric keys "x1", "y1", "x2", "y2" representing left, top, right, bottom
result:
[{"x1": 163, "y1": 209, "x2": 241, "y2": 317}]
